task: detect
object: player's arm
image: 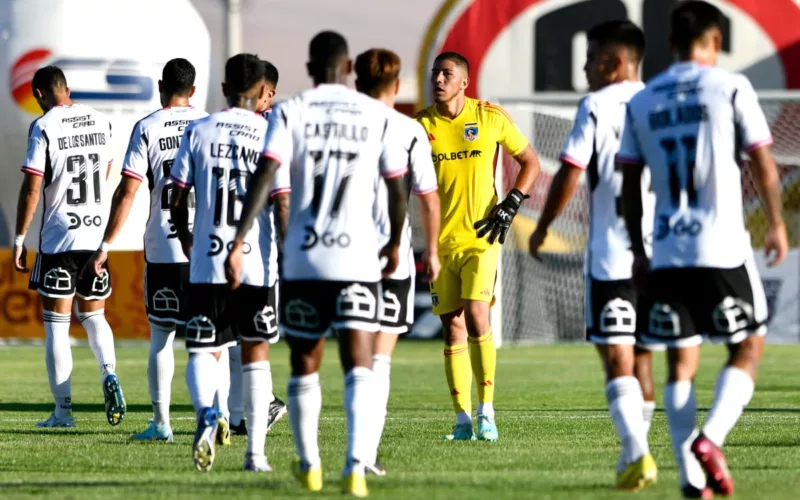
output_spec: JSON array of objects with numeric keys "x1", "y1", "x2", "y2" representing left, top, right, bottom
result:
[
  {"x1": 272, "y1": 192, "x2": 290, "y2": 245},
  {"x1": 14, "y1": 121, "x2": 48, "y2": 272},
  {"x1": 530, "y1": 98, "x2": 594, "y2": 259},
  {"x1": 381, "y1": 175, "x2": 408, "y2": 279},
  {"x1": 409, "y1": 129, "x2": 441, "y2": 281},
  {"x1": 168, "y1": 124, "x2": 197, "y2": 259}
]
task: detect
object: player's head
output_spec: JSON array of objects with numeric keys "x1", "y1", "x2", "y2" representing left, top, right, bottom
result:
[
  {"x1": 354, "y1": 48, "x2": 401, "y2": 104},
  {"x1": 431, "y1": 52, "x2": 469, "y2": 104},
  {"x1": 307, "y1": 31, "x2": 351, "y2": 85},
  {"x1": 669, "y1": 0, "x2": 724, "y2": 64},
  {"x1": 257, "y1": 59, "x2": 279, "y2": 112},
  {"x1": 222, "y1": 53, "x2": 268, "y2": 110},
  {"x1": 31, "y1": 65, "x2": 69, "y2": 113},
  {"x1": 159, "y1": 58, "x2": 196, "y2": 106},
  {"x1": 584, "y1": 20, "x2": 645, "y2": 91}
]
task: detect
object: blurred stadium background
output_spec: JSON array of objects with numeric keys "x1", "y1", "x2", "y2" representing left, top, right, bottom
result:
[{"x1": 0, "y1": 0, "x2": 798, "y2": 345}]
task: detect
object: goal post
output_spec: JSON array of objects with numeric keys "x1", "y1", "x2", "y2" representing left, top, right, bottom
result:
[{"x1": 490, "y1": 90, "x2": 800, "y2": 346}]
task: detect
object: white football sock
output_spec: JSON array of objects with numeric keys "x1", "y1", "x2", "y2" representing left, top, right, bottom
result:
[
  {"x1": 702, "y1": 366, "x2": 754, "y2": 447},
  {"x1": 344, "y1": 366, "x2": 374, "y2": 474},
  {"x1": 288, "y1": 372, "x2": 322, "y2": 469},
  {"x1": 215, "y1": 347, "x2": 230, "y2": 418},
  {"x1": 77, "y1": 309, "x2": 116, "y2": 380},
  {"x1": 606, "y1": 376, "x2": 650, "y2": 468},
  {"x1": 244, "y1": 361, "x2": 274, "y2": 458},
  {"x1": 664, "y1": 381, "x2": 706, "y2": 489},
  {"x1": 228, "y1": 344, "x2": 244, "y2": 426},
  {"x1": 477, "y1": 402, "x2": 495, "y2": 419},
  {"x1": 44, "y1": 311, "x2": 73, "y2": 419},
  {"x1": 455, "y1": 412, "x2": 472, "y2": 426},
  {"x1": 643, "y1": 400, "x2": 656, "y2": 435},
  {"x1": 186, "y1": 353, "x2": 219, "y2": 412},
  {"x1": 369, "y1": 354, "x2": 391, "y2": 464},
  {"x1": 147, "y1": 321, "x2": 175, "y2": 426}
]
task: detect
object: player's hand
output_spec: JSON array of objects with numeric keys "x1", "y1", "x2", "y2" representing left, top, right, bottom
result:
[
  {"x1": 13, "y1": 242, "x2": 28, "y2": 273},
  {"x1": 632, "y1": 254, "x2": 650, "y2": 296},
  {"x1": 474, "y1": 189, "x2": 528, "y2": 245},
  {"x1": 379, "y1": 244, "x2": 400, "y2": 279},
  {"x1": 421, "y1": 250, "x2": 441, "y2": 283},
  {"x1": 81, "y1": 250, "x2": 108, "y2": 279},
  {"x1": 529, "y1": 227, "x2": 547, "y2": 261},
  {"x1": 764, "y1": 222, "x2": 789, "y2": 267},
  {"x1": 225, "y1": 240, "x2": 245, "y2": 290}
]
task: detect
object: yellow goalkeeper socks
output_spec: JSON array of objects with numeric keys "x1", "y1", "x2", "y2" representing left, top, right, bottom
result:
[
  {"x1": 468, "y1": 330, "x2": 496, "y2": 410},
  {"x1": 443, "y1": 344, "x2": 472, "y2": 417}
]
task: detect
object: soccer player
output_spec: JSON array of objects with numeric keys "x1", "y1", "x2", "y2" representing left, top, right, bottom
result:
[
  {"x1": 415, "y1": 52, "x2": 541, "y2": 441},
  {"x1": 528, "y1": 20, "x2": 658, "y2": 490},
  {"x1": 169, "y1": 53, "x2": 283, "y2": 473},
  {"x1": 618, "y1": 2, "x2": 787, "y2": 497},
  {"x1": 82, "y1": 59, "x2": 208, "y2": 442},
  {"x1": 354, "y1": 48, "x2": 441, "y2": 476},
  {"x1": 225, "y1": 31, "x2": 409, "y2": 497},
  {"x1": 12, "y1": 66, "x2": 125, "y2": 428},
  {"x1": 226, "y1": 58, "x2": 289, "y2": 438}
]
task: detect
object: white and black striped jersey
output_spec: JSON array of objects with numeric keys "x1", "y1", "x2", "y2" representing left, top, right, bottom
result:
[
  {"x1": 560, "y1": 81, "x2": 654, "y2": 281},
  {"x1": 171, "y1": 107, "x2": 288, "y2": 287},
  {"x1": 374, "y1": 108, "x2": 437, "y2": 281},
  {"x1": 617, "y1": 62, "x2": 772, "y2": 270},
  {"x1": 22, "y1": 103, "x2": 114, "y2": 254},
  {"x1": 121, "y1": 106, "x2": 209, "y2": 264},
  {"x1": 263, "y1": 84, "x2": 409, "y2": 282}
]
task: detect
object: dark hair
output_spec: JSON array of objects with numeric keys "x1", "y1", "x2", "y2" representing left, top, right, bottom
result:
[
  {"x1": 434, "y1": 52, "x2": 470, "y2": 75},
  {"x1": 308, "y1": 31, "x2": 349, "y2": 68},
  {"x1": 670, "y1": 0, "x2": 723, "y2": 54},
  {"x1": 224, "y1": 53, "x2": 266, "y2": 95},
  {"x1": 31, "y1": 66, "x2": 67, "y2": 93},
  {"x1": 161, "y1": 58, "x2": 196, "y2": 96},
  {"x1": 355, "y1": 49, "x2": 401, "y2": 94},
  {"x1": 261, "y1": 60, "x2": 279, "y2": 87},
  {"x1": 587, "y1": 20, "x2": 646, "y2": 63}
]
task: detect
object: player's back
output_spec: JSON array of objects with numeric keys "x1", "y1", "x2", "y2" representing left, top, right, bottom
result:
[
  {"x1": 24, "y1": 103, "x2": 113, "y2": 254},
  {"x1": 621, "y1": 62, "x2": 771, "y2": 269},
  {"x1": 171, "y1": 108, "x2": 275, "y2": 286},
  {"x1": 266, "y1": 84, "x2": 406, "y2": 282},
  {"x1": 571, "y1": 81, "x2": 653, "y2": 280},
  {"x1": 123, "y1": 106, "x2": 208, "y2": 264}
]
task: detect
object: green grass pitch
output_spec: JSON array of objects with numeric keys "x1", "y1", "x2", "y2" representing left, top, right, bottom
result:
[{"x1": 0, "y1": 341, "x2": 798, "y2": 499}]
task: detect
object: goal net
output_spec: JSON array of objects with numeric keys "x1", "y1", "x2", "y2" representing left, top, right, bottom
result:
[{"x1": 488, "y1": 91, "x2": 800, "y2": 345}]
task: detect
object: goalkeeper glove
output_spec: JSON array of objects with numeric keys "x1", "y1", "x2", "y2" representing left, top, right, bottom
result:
[{"x1": 474, "y1": 189, "x2": 529, "y2": 245}]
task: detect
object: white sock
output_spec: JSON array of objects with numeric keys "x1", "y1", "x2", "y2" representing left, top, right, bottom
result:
[
  {"x1": 702, "y1": 367, "x2": 755, "y2": 447},
  {"x1": 456, "y1": 411, "x2": 472, "y2": 426},
  {"x1": 77, "y1": 309, "x2": 116, "y2": 380},
  {"x1": 370, "y1": 354, "x2": 391, "y2": 464},
  {"x1": 477, "y1": 402, "x2": 495, "y2": 419},
  {"x1": 215, "y1": 347, "x2": 230, "y2": 418},
  {"x1": 44, "y1": 311, "x2": 73, "y2": 419},
  {"x1": 664, "y1": 381, "x2": 706, "y2": 489},
  {"x1": 186, "y1": 353, "x2": 219, "y2": 412},
  {"x1": 288, "y1": 373, "x2": 322, "y2": 469},
  {"x1": 344, "y1": 366, "x2": 374, "y2": 474},
  {"x1": 643, "y1": 401, "x2": 656, "y2": 435},
  {"x1": 244, "y1": 361, "x2": 274, "y2": 458},
  {"x1": 606, "y1": 376, "x2": 650, "y2": 468},
  {"x1": 147, "y1": 321, "x2": 175, "y2": 426},
  {"x1": 228, "y1": 344, "x2": 244, "y2": 426}
]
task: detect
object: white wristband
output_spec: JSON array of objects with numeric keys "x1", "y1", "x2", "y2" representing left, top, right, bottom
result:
[
  {"x1": 99, "y1": 241, "x2": 111, "y2": 252},
  {"x1": 14, "y1": 234, "x2": 25, "y2": 247}
]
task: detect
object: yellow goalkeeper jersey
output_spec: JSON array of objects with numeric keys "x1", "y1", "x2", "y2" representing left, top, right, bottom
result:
[{"x1": 415, "y1": 98, "x2": 529, "y2": 256}]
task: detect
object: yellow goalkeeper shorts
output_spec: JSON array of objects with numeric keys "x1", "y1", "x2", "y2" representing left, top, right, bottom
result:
[{"x1": 429, "y1": 245, "x2": 499, "y2": 315}]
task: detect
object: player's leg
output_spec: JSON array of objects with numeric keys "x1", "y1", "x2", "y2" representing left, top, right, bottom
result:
[
  {"x1": 634, "y1": 346, "x2": 657, "y2": 434},
  {"x1": 227, "y1": 343, "x2": 245, "y2": 433},
  {"x1": 38, "y1": 295, "x2": 75, "y2": 428},
  {"x1": 461, "y1": 246, "x2": 501, "y2": 441},
  {"x1": 433, "y1": 254, "x2": 473, "y2": 439},
  {"x1": 214, "y1": 347, "x2": 232, "y2": 446}
]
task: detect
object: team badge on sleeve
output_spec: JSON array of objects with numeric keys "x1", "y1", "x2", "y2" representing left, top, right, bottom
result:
[{"x1": 464, "y1": 123, "x2": 479, "y2": 141}]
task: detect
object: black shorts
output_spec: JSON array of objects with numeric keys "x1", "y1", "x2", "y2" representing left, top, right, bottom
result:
[
  {"x1": 281, "y1": 280, "x2": 380, "y2": 339},
  {"x1": 643, "y1": 259, "x2": 768, "y2": 347},
  {"x1": 29, "y1": 251, "x2": 111, "y2": 300},
  {"x1": 379, "y1": 277, "x2": 414, "y2": 334},
  {"x1": 585, "y1": 277, "x2": 662, "y2": 350},
  {"x1": 144, "y1": 263, "x2": 190, "y2": 325},
  {"x1": 184, "y1": 283, "x2": 278, "y2": 353}
]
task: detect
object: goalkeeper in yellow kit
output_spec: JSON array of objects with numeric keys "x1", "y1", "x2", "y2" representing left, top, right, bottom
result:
[{"x1": 415, "y1": 52, "x2": 541, "y2": 441}]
